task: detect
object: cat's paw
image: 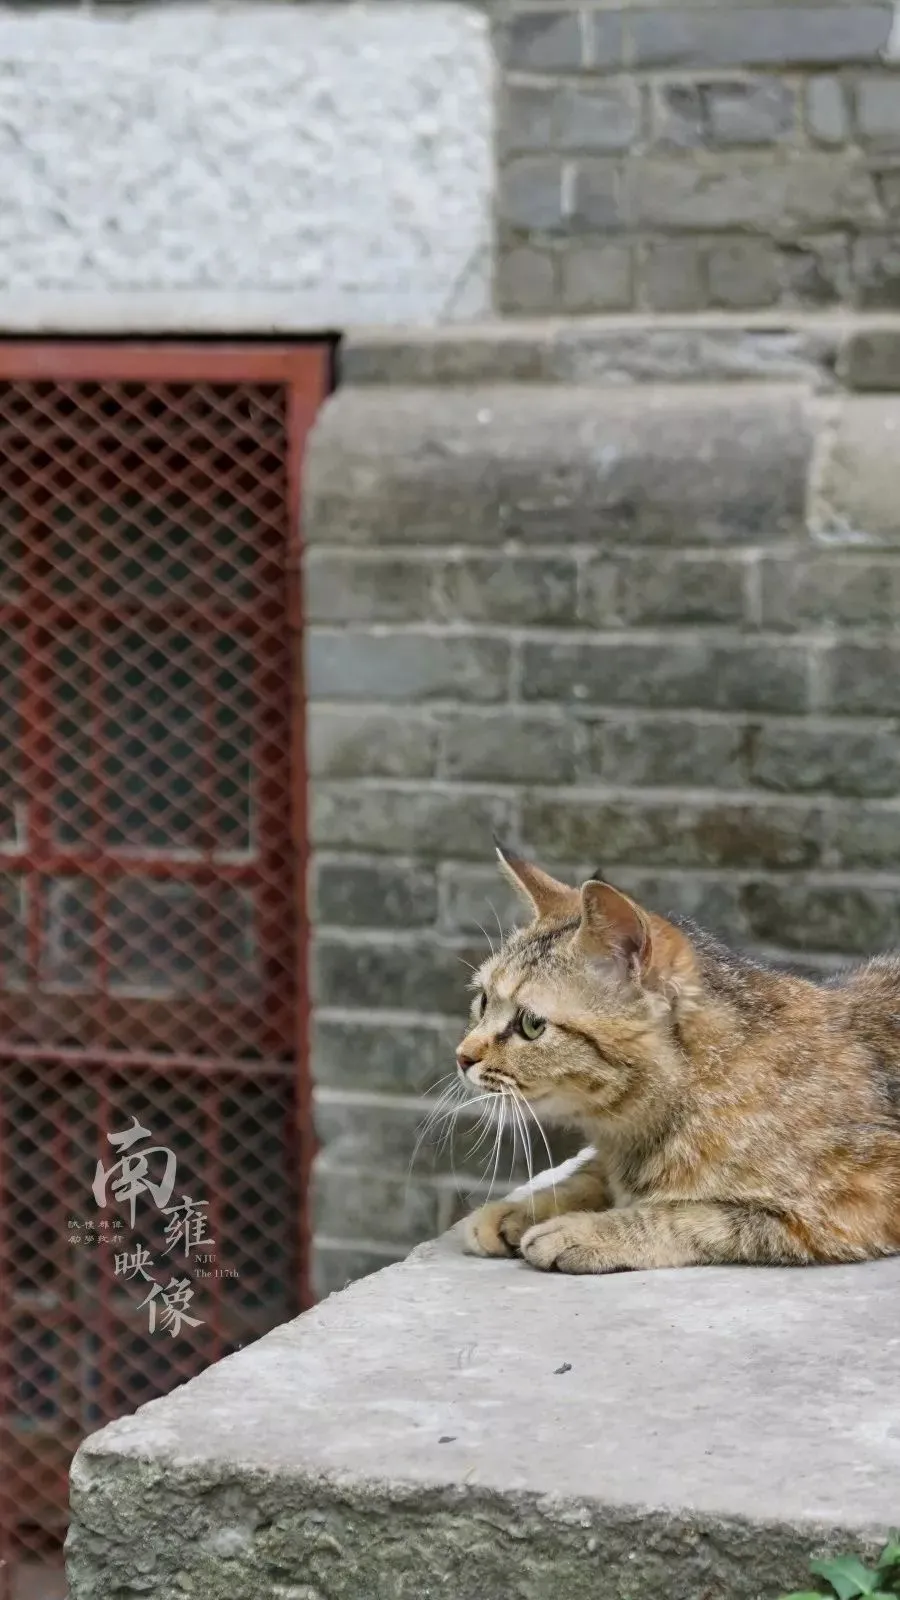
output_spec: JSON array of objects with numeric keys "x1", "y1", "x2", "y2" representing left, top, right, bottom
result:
[
  {"x1": 520, "y1": 1213, "x2": 617, "y2": 1274},
  {"x1": 461, "y1": 1199, "x2": 538, "y2": 1258}
]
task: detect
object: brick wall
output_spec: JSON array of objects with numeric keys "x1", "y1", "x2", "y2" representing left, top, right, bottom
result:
[
  {"x1": 495, "y1": 1, "x2": 900, "y2": 312},
  {"x1": 6, "y1": 0, "x2": 900, "y2": 315},
  {"x1": 303, "y1": 338, "x2": 900, "y2": 1292}
]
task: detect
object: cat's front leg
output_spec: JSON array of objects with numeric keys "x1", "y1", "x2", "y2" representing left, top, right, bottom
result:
[
  {"x1": 520, "y1": 1199, "x2": 819, "y2": 1274},
  {"x1": 462, "y1": 1147, "x2": 609, "y2": 1258}
]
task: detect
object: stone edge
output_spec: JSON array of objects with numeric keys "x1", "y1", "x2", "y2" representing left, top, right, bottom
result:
[
  {"x1": 338, "y1": 315, "x2": 900, "y2": 389},
  {"x1": 65, "y1": 1440, "x2": 892, "y2": 1600}
]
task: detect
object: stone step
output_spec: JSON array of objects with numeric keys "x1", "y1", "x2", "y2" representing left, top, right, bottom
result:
[{"x1": 66, "y1": 1234, "x2": 900, "y2": 1599}]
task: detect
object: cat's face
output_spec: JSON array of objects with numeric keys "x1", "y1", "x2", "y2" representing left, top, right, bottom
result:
[{"x1": 455, "y1": 847, "x2": 693, "y2": 1125}]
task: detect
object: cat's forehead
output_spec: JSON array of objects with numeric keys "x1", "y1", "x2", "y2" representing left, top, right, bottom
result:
[
  {"x1": 478, "y1": 920, "x2": 578, "y2": 992},
  {"x1": 478, "y1": 919, "x2": 627, "y2": 1004}
]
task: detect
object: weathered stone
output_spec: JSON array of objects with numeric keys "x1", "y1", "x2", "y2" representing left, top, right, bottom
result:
[
  {"x1": 502, "y1": 82, "x2": 556, "y2": 155},
  {"x1": 311, "y1": 785, "x2": 515, "y2": 859},
  {"x1": 748, "y1": 720, "x2": 900, "y2": 798},
  {"x1": 581, "y1": 552, "x2": 747, "y2": 626},
  {"x1": 557, "y1": 83, "x2": 641, "y2": 152},
  {"x1": 305, "y1": 387, "x2": 812, "y2": 548},
  {"x1": 740, "y1": 880, "x2": 900, "y2": 955},
  {"x1": 313, "y1": 933, "x2": 477, "y2": 1015},
  {"x1": 502, "y1": 10, "x2": 584, "y2": 71},
  {"x1": 708, "y1": 240, "x2": 780, "y2": 308},
  {"x1": 498, "y1": 158, "x2": 565, "y2": 232},
  {"x1": 877, "y1": 169, "x2": 900, "y2": 219},
  {"x1": 338, "y1": 321, "x2": 834, "y2": 389},
  {"x1": 640, "y1": 239, "x2": 708, "y2": 309},
  {"x1": 521, "y1": 638, "x2": 811, "y2": 713},
  {"x1": 306, "y1": 708, "x2": 439, "y2": 781},
  {"x1": 311, "y1": 1013, "x2": 459, "y2": 1095},
  {"x1": 436, "y1": 554, "x2": 579, "y2": 626},
  {"x1": 559, "y1": 243, "x2": 633, "y2": 311},
  {"x1": 651, "y1": 83, "x2": 706, "y2": 149},
  {"x1": 760, "y1": 554, "x2": 900, "y2": 626},
  {"x1": 779, "y1": 233, "x2": 851, "y2": 305},
  {"x1": 584, "y1": 714, "x2": 749, "y2": 789},
  {"x1": 67, "y1": 1238, "x2": 900, "y2": 1600},
  {"x1": 522, "y1": 794, "x2": 824, "y2": 869},
  {"x1": 706, "y1": 79, "x2": 797, "y2": 145},
  {"x1": 496, "y1": 247, "x2": 558, "y2": 313},
  {"x1": 806, "y1": 76, "x2": 849, "y2": 146},
  {"x1": 857, "y1": 76, "x2": 900, "y2": 144},
  {"x1": 304, "y1": 553, "x2": 436, "y2": 623},
  {"x1": 583, "y1": 10, "x2": 626, "y2": 69},
  {"x1": 313, "y1": 1159, "x2": 443, "y2": 1249},
  {"x1": 627, "y1": 7, "x2": 892, "y2": 69},
  {"x1": 306, "y1": 629, "x2": 510, "y2": 703},
  {"x1": 312, "y1": 859, "x2": 438, "y2": 930},
  {"x1": 853, "y1": 234, "x2": 900, "y2": 307},
  {"x1": 438, "y1": 864, "x2": 524, "y2": 937},
  {"x1": 652, "y1": 78, "x2": 795, "y2": 152},
  {"x1": 838, "y1": 328, "x2": 900, "y2": 389},
  {"x1": 822, "y1": 804, "x2": 900, "y2": 869},
  {"x1": 569, "y1": 162, "x2": 623, "y2": 231},
  {"x1": 626, "y1": 154, "x2": 881, "y2": 231},
  {"x1": 825, "y1": 642, "x2": 900, "y2": 714},
  {"x1": 440, "y1": 710, "x2": 581, "y2": 784},
  {"x1": 809, "y1": 397, "x2": 900, "y2": 546}
]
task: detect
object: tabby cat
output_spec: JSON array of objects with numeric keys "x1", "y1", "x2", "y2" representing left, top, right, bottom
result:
[{"x1": 458, "y1": 843, "x2": 900, "y2": 1274}]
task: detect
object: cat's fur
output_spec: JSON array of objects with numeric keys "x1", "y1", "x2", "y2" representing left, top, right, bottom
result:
[{"x1": 458, "y1": 845, "x2": 900, "y2": 1274}]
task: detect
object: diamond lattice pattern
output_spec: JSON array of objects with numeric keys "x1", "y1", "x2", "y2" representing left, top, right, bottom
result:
[{"x1": 0, "y1": 374, "x2": 312, "y2": 1589}]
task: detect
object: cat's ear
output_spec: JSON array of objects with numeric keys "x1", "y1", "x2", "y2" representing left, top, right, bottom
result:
[
  {"x1": 494, "y1": 839, "x2": 579, "y2": 922},
  {"x1": 576, "y1": 880, "x2": 652, "y2": 973}
]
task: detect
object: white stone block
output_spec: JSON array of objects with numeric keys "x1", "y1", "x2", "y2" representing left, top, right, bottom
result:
[{"x1": 0, "y1": 4, "x2": 494, "y2": 325}]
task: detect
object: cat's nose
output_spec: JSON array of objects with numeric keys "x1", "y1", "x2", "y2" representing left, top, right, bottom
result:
[{"x1": 456, "y1": 1051, "x2": 477, "y2": 1075}]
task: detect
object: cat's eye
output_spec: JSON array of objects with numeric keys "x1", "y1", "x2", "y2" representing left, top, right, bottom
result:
[
  {"x1": 477, "y1": 991, "x2": 487, "y2": 1018},
  {"x1": 518, "y1": 1011, "x2": 545, "y2": 1040}
]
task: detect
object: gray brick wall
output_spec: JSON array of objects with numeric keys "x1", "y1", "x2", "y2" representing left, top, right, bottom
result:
[
  {"x1": 494, "y1": 0, "x2": 900, "y2": 312},
  {"x1": 303, "y1": 353, "x2": 900, "y2": 1291}
]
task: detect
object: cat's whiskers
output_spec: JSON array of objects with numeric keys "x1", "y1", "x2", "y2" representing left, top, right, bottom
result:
[
  {"x1": 466, "y1": 1097, "x2": 501, "y2": 1164},
  {"x1": 483, "y1": 1092, "x2": 508, "y2": 1203},
  {"x1": 519, "y1": 1093, "x2": 557, "y2": 1209},
  {"x1": 408, "y1": 1084, "x2": 501, "y2": 1209},
  {"x1": 509, "y1": 1089, "x2": 535, "y2": 1216},
  {"x1": 410, "y1": 1081, "x2": 465, "y2": 1172}
]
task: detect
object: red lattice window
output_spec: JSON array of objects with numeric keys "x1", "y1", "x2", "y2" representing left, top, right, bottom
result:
[{"x1": 0, "y1": 343, "x2": 329, "y2": 1600}]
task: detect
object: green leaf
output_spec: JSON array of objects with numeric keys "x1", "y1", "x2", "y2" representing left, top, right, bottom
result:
[
  {"x1": 778, "y1": 1592, "x2": 827, "y2": 1599},
  {"x1": 810, "y1": 1556, "x2": 882, "y2": 1598},
  {"x1": 877, "y1": 1540, "x2": 900, "y2": 1574}
]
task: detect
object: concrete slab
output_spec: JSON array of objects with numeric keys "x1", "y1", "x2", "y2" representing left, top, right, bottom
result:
[{"x1": 67, "y1": 1233, "x2": 900, "y2": 1599}]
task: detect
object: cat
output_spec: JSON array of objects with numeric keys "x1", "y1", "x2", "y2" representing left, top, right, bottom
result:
[{"x1": 457, "y1": 842, "x2": 900, "y2": 1275}]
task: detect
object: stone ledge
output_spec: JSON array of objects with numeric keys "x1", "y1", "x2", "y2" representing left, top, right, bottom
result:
[
  {"x1": 340, "y1": 313, "x2": 900, "y2": 389},
  {"x1": 304, "y1": 382, "x2": 812, "y2": 550},
  {"x1": 67, "y1": 1233, "x2": 900, "y2": 1600}
]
